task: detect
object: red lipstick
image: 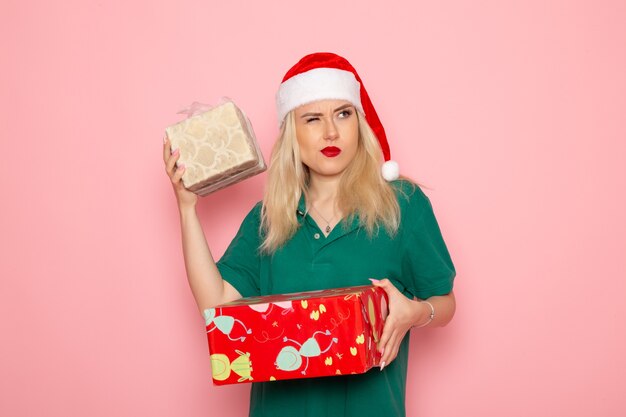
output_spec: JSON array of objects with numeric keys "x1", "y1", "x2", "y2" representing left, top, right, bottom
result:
[{"x1": 321, "y1": 146, "x2": 341, "y2": 157}]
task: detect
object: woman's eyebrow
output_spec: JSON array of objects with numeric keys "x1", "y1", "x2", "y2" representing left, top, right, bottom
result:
[
  {"x1": 300, "y1": 104, "x2": 354, "y2": 118},
  {"x1": 334, "y1": 104, "x2": 354, "y2": 112}
]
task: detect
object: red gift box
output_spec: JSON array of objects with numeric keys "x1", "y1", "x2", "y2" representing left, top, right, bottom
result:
[{"x1": 204, "y1": 285, "x2": 389, "y2": 385}]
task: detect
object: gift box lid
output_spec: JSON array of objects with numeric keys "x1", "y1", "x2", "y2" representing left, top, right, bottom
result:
[{"x1": 215, "y1": 285, "x2": 379, "y2": 308}]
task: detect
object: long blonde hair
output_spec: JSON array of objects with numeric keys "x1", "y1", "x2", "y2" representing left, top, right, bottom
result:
[{"x1": 260, "y1": 110, "x2": 400, "y2": 253}]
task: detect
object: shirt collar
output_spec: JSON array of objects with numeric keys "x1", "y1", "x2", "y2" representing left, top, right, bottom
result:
[
  {"x1": 296, "y1": 192, "x2": 361, "y2": 236},
  {"x1": 297, "y1": 193, "x2": 307, "y2": 216}
]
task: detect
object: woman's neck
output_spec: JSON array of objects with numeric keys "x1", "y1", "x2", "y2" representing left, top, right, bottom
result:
[
  {"x1": 307, "y1": 174, "x2": 342, "y2": 234},
  {"x1": 307, "y1": 174, "x2": 340, "y2": 203}
]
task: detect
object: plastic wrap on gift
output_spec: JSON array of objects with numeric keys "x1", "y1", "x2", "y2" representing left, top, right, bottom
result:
[
  {"x1": 204, "y1": 285, "x2": 389, "y2": 385},
  {"x1": 164, "y1": 99, "x2": 266, "y2": 196}
]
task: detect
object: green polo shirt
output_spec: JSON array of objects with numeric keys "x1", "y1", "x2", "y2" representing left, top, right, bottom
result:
[{"x1": 217, "y1": 179, "x2": 456, "y2": 417}]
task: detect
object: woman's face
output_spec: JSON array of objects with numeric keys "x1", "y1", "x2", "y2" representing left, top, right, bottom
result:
[{"x1": 293, "y1": 99, "x2": 359, "y2": 180}]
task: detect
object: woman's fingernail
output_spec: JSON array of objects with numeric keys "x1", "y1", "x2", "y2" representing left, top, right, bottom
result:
[
  {"x1": 380, "y1": 361, "x2": 386, "y2": 371},
  {"x1": 178, "y1": 163, "x2": 185, "y2": 169},
  {"x1": 163, "y1": 136, "x2": 167, "y2": 144},
  {"x1": 369, "y1": 278, "x2": 380, "y2": 284},
  {"x1": 172, "y1": 148, "x2": 179, "y2": 155}
]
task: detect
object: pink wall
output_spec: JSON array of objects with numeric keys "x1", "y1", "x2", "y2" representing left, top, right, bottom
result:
[{"x1": 2, "y1": 0, "x2": 625, "y2": 416}]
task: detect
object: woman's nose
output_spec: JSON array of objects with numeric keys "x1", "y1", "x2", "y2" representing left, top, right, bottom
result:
[{"x1": 323, "y1": 119, "x2": 339, "y2": 140}]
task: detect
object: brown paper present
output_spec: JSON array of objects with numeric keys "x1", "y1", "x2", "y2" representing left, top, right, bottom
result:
[{"x1": 165, "y1": 100, "x2": 266, "y2": 196}]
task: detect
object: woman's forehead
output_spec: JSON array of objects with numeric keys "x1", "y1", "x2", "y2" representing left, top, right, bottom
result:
[{"x1": 294, "y1": 99, "x2": 353, "y2": 115}]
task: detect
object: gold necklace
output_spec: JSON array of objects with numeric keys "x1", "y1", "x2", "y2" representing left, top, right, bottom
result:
[{"x1": 309, "y1": 204, "x2": 335, "y2": 234}]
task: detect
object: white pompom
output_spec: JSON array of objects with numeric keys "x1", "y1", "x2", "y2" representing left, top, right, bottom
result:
[{"x1": 381, "y1": 160, "x2": 400, "y2": 181}]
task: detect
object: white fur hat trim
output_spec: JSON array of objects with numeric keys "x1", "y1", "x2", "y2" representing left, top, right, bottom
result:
[{"x1": 276, "y1": 68, "x2": 363, "y2": 125}]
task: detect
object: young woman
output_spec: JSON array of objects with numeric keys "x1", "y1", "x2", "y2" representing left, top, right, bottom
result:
[{"x1": 163, "y1": 52, "x2": 456, "y2": 417}]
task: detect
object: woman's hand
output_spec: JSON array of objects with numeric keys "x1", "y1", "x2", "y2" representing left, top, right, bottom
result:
[
  {"x1": 163, "y1": 136, "x2": 197, "y2": 209},
  {"x1": 369, "y1": 278, "x2": 432, "y2": 370}
]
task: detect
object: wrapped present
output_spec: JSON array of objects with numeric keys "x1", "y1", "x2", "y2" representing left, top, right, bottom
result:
[
  {"x1": 204, "y1": 285, "x2": 389, "y2": 385},
  {"x1": 164, "y1": 99, "x2": 266, "y2": 196}
]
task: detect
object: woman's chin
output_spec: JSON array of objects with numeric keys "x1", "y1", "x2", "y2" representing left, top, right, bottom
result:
[{"x1": 307, "y1": 165, "x2": 349, "y2": 179}]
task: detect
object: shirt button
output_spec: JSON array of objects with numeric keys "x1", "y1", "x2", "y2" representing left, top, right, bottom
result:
[{"x1": 313, "y1": 233, "x2": 320, "y2": 240}]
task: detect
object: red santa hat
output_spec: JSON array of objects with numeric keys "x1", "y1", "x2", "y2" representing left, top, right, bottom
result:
[{"x1": 275, "y1": 52, "x2": 399, "y2": 181}]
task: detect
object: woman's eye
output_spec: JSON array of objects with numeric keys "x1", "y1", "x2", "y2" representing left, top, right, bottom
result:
[
  {"x1": 338, "y1": 110, "x2": 352, "y2": 118},
  {"x1": 305, "y1": 117, "x2": 319, "y2": 123}
]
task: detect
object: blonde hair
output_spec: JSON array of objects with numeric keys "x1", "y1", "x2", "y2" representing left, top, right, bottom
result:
[{"x1": 260, "y1": 110, "x2": 400, "y2": 253}]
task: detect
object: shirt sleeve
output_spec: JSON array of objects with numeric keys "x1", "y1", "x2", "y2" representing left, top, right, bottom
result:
[
  {"x1": 216, "y1": 202, "x2": 263, "y2": 298},
  {"x1": 397, "y1": 181, "x2": 457, "y2": 300}
]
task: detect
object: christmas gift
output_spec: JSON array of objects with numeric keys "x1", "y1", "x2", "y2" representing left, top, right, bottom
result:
[
  {"x1": 204, "y1": 285, "x2": 388, "y2": 385},
  {"x1": 164, "y1": 99, "x2": 266, "y2": 196}
]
